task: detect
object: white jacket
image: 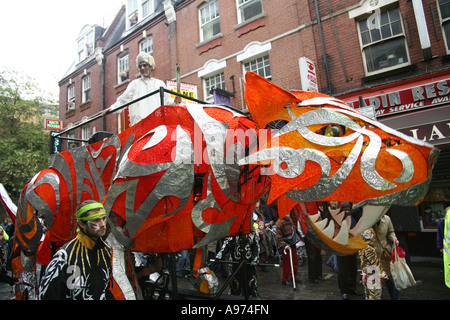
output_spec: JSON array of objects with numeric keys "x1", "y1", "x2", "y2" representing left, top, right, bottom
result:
[{"x1": 111, "y1": 77, "x2": 175, "y2": 126}]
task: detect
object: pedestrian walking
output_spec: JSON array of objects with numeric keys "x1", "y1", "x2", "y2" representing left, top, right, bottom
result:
[
  {"x1": 333, "y1": 202, "x2": 362, "y2": 299},
  {"x1": 276, "y1": 211, "x2": 302, "y2": 287},
  {"x1": 373, "y1": 213, "x2": 400, "y2": 299},
  {"x1": 359, "y1": 228, "x2": 388, "y2": 300}
]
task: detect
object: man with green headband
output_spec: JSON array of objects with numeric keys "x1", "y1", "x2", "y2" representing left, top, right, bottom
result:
[{"x1": 38, "y1": 200, "x2": 114, "y2": 300}]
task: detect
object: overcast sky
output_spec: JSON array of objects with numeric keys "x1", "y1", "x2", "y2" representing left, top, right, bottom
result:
[{"x1": 0, "y1": 0, "x2": 125, "y2": 100}]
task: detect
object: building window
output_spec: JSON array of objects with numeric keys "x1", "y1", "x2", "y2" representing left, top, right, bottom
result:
[
  {"x1": 357, "y1": 7, "x2": 409, "y2": 75},
  {"x1": 118, "y1": 52, "x2": 129, "y2": 83},
  {"x1": 236, "y1": 0, "x2": 263, "y2": 24},
  {"x1": 82, "y1": 75, "x2": 91, "y2": 103},
  {"x1": 438, "y1": 0, "x2": 450, "y2": 53},
  {"x1": 128, "y1": 0, "x2": 139, "y2": 28},
  {"x1": 127, "y1": 0, "x2": 154, "y2": 28},
  {"x1": 140, "y1": 36, "x2": 153, "y2": 55},
  {"x1": 199, "y1": 0, "x2": 221, "y2": 42},
  {"x1": 77, "y1": 28, "x2": 94, "y2": 62},
  {"x1": 204, "y1": 72, "x2": 225, "y2": 101},
  {"x1": 77, "y1": 41, "x2": 85, "y2": 62},
  {"x1": 82, "y1": 125, "x2": 90, "y2": 146},
  {"x1": 244, "y1": 55, "x2": 271, "y2": 80},
  {"x1": 67, "y1": 84, "x2": 75, "y2": 111},
  {"x1": 141, "y1": 0, "x2": 154, "y2": 18}
]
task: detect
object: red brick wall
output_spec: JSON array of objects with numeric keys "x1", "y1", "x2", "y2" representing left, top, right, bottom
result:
[
  {"x1": 59, "y1": 60, "x2": 104, "y2": 141},
  {"x1": 175, "y1": 0, "x2": 317, "y2": 107},
  {"x1": 310, "y1": 0, "x2": 450, "y2": 95}
]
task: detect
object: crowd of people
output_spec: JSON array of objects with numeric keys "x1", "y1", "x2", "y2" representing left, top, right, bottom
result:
[
  {"x1": 245, "y1": 199, "x2": 409, "y2": 300},
  {"x1": 1, "y1": 197, "x2": 449, "y2": 300},
  {"x1": 200, "y1": 198, "x2": 410, "y2": 300}
]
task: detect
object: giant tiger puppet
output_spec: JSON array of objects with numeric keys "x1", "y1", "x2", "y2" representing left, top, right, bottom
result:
[{"x1": 10, "y1": 72, "x2": 438, "y2": 299}]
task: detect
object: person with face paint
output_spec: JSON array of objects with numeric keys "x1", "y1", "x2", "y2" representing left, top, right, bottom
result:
[
  {"x1": 103, "y1": 51, "x2": 181, "y2": 126},
  {"x1": 38, "y1": 200, "x2": 114, "y2": 300}
]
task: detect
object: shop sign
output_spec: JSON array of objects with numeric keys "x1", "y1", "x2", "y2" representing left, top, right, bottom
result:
[
  {"x1": 299, "y1": 57, "x2": 318, "y2": 92},
  {"x1": 50, "y1": 131, "x2": 61, "y2": 154},
  {"x1": 346, "y1": 78, "x2": 450, "y2": 117},
  {"x1": 167, "y1": 81, "x2": 198, "y2": 105},
  {"x1": 45, "y1": 119, "x2": 62, "y2": 130},
  {"x1": 397, "y1": 120, "x2": 450, "y2": 146}
]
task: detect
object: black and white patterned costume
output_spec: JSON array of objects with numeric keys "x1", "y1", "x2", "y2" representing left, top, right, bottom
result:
[
  {"x1": 215, "y1": 233, "x2": 260, "y2": 297},
  {"x1": 38, "y1": 231, "x2": 113, "y2": 300}
]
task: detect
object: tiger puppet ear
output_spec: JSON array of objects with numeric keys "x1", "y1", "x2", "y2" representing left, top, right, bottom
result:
[
  {"x1": 244, "y1": 71, "x2": 334, "y2": 129},
  {"x1": 244, "y1": 71, "x2": 300, "y2": 129}
]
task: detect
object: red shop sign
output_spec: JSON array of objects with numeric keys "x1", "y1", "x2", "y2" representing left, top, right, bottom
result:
[{"x1": 345, "y1": 78, "x2": 450, "y2": 118}]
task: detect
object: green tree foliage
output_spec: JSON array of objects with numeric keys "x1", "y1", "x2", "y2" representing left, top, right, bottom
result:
[{"x1": 0, "y1": 68, "x2": 58, "y2": 198}]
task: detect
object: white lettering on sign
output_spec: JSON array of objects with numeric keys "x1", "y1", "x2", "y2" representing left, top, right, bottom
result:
[
  {"x1": 346, "y1": 79, "x2": 450, "y2": 117},
  {"x1": 399, "y1": 121, "x2": 450, "y2": 145}
]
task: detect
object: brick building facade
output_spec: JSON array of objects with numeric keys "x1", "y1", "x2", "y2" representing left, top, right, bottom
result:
[
  {"x1": 58, "y1": 0, "x2": 321, "y2": 143},
  {"x1": 57, "y1": 0, "x2": 450, "y2": 256}
]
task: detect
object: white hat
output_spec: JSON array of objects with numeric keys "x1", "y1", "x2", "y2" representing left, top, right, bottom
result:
[{"x1": 136, "y1": 51, "x2": 156, "y2": 69}]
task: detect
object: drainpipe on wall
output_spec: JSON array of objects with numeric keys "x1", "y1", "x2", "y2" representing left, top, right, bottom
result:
[
  {"x1": 314, "y1": 0, "x2": 333, "y2": 94},
  {"x1": 164, "y1": 0, "x2": 178, "y2": 78},
  {"x1": 95, "y1": 47, "x2": 106, "y2": 131},
  {"x1": 411, "y1": 0, "x2": 432, "y2": 60}
]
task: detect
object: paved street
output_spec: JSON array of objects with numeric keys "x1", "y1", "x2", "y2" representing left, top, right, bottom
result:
[
  {"x1": 1, "y1": 253, "x2": 449, "y2": 301},
  {"x1": 254, "y1": 255, "x2": 450, "y2": 300},
  {"x1": 172, "y1": 253, "x2": 450, "y2": 301}
]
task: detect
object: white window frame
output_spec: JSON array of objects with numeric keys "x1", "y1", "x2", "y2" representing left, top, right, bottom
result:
[
  {"x1": 86, "y1": 31, "x2": 94, "y2": 55},
  {"x1": 140, "y1": 36, "x2": 153, "y2": 55},
  {"x1": 199, "y1": 0, "x2": 221, "y2": 42},
  {"x1": 81, "y1": 124, "x2": 90, "y2": 146},
  {"x1": 77, "y1": 40, "x2": 85, "y2": 62},
  {"x1": 118, "y1": 52, "x2": 129, "y2": 83},
  {"x1": 77, "y1": 28, "x2": 95, "y2": 62},
  {"x1": 237, "y1": 41, "x2": 272, "y2": 80},
  {"x1": 236, "y1": 0, "x2": 263, "y2": 24},
  {"x1": 355, "y1": 6, "x2": 410, "y2": 76},
  {"x1": 437, "y1": 0, "x2": 450, "y2": 54},
  {"x1": 67, "y1": 84, "x2": 75, "y2": 110},
  {"x1": 198, "y1": 59, "x2": 227, "y2": 102},
  {"x1": 203, "y1": 72, "x2": 226, "y2": 102},
  {"x1": 243, "y1": 55, "x2": 271, "y2": 80},
  {"x1": 127, "y1": 0, "x2": 139, "y2": 28},
  {"x1": 82, "y1": 75, "x2": 91, "y2": 103},
  {"x1": 127, "y1": 0, "x2": 155, "y2": 29},
  {"x1": 141, "y1": 0, "x2": 154, "y2": 18}
]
